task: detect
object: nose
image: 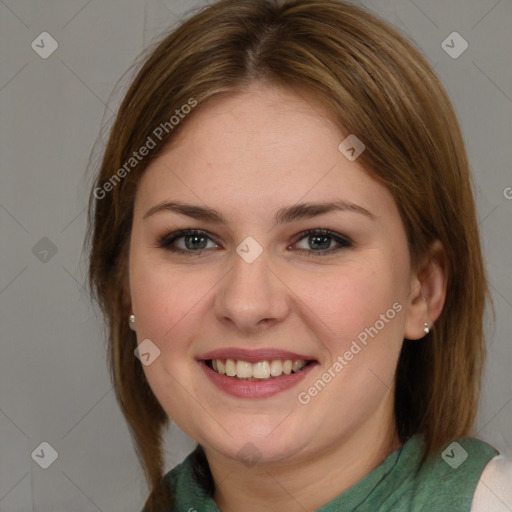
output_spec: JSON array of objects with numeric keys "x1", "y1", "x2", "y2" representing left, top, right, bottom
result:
[{"x1": 213, "y1": 248, "x2": 290, "y2": 334}]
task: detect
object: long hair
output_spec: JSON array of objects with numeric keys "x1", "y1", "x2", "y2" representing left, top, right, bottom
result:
[{"x1": 85, "y1": 1, "x2": 489, "y2": 509}]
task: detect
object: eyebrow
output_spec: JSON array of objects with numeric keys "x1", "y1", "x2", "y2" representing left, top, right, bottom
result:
[{"x1": 143, "y1": 199, "x2": 375, "y2": 225}]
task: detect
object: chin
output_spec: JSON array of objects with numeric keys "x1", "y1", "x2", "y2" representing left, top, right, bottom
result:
[{"x1": 198, "y1": 419, "x2": 313, "y2": 466}]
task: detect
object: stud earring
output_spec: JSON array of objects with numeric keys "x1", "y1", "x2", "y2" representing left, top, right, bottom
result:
[
  {"x1": 129, "y1": 314, "x2": 136, "y2": 330},
  {"x1": 423, "y1": 322, "x2": 430, "y2": 335}
]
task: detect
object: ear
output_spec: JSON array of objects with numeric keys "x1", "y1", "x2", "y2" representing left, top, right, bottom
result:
[{"x1": 404, "y1": 240, "x2": 448, "y2": 340}]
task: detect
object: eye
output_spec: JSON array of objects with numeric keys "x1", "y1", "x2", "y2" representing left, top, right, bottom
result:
[
  {"x1": 157, "y1": 228, "x2": 352, "y2": 257},
  {"x1": 157, "y1": 229, "x2": 220, "y2": 255},
  {"x1": 292, "y1": 229, "x2": 352, "y2": 256}
]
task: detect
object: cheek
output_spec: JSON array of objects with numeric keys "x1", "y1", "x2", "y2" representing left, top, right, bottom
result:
[
  {"x1": 291, "y1": 261, "x2": 402, "y2": 344},
  {"x1": 129, "y1": 256, "x2": 209, "y2": 415},
  {"x1": 129, "y1": 252, "x2": 219, "y2": 348}
]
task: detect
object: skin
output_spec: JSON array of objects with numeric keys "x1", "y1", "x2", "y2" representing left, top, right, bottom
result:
[{"x1": 128, "y1": 83, "x2": 447, "y2": 512}]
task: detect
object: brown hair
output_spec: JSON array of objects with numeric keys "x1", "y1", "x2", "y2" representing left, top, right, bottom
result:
[{"x1": 86, "y1": 0, "x2": 489, "y2": 509}]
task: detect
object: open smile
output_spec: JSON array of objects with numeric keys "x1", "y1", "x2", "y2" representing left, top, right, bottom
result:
[
  {"x1": 205, "y1": 358, "x2": 314, "y2": 380},
  {"x1": 198, "y1": 349, "x2": 318, "y2": 398}
]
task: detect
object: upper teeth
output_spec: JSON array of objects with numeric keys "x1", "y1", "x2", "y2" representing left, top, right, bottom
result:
[{"x1": 211, "y1": 359, "x2": 307, "y2": 379}]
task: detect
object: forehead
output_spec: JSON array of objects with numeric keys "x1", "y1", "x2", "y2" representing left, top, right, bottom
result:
[{"x1": 134, "y1": 84, "x2": 398, "y2": 226}]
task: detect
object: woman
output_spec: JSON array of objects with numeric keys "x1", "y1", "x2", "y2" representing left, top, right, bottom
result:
[{"x1": 86, "y1": 0, "x2": 511, "y2": 510}]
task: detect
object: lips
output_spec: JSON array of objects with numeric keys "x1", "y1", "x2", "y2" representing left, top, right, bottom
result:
[
  {"x1": 198, "y1": 348, "x2": 318, "y2": 398},
  {"x1": 200, "y1": 348, "x2": 315, "y2": 364}
]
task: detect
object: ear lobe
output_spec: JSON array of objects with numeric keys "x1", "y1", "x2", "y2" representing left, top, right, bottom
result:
[{"x1": 404, "y1": 240, "x2": 448, "y2": 340}]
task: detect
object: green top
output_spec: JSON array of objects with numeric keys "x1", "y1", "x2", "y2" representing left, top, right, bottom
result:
[{"x1": 154, "y1": 435, "x2": 497, "y2": 512}]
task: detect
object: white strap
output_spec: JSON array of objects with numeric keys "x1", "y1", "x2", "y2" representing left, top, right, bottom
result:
[{"x1": 470, "y1": 454, "x2": 512, "y2": 511}]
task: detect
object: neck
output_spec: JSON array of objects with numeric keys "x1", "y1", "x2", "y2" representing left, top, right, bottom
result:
[{"x1": 205, "y1": 403, "x2": 401, "y2": 512}]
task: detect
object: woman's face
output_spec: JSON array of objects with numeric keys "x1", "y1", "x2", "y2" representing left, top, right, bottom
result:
[{"x1": 129, "y1": 83, "x2": 418, "y2": 466}]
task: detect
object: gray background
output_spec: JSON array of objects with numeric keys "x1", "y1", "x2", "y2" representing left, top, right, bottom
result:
[{"x1": 1, "y1": 0, "x2": 511, "y2": 510}]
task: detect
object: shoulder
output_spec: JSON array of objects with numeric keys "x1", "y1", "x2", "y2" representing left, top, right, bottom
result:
[
  {"x1": 163, "y1": 453, "x2": 198, "y2": 497},
  {"x1": 141, "y1": 459, "x2": 195, "y2": 512},
  {"x1": 160, "y1": 450, "x2": 218, "y2": 512},
  {"x1": 470, "y1": 453, "x2": 512, "y2": 512},
  {"x1": 390, "y1": 436, "x2": 500, "y2": 511},
  {"x1": 414, "y1": 436, "x2": 498, "y2": 484}
]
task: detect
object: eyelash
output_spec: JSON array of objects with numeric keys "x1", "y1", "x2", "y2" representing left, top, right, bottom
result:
[{"x1": 156, "y1": 228, "x2": 352, "y2": 257}]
